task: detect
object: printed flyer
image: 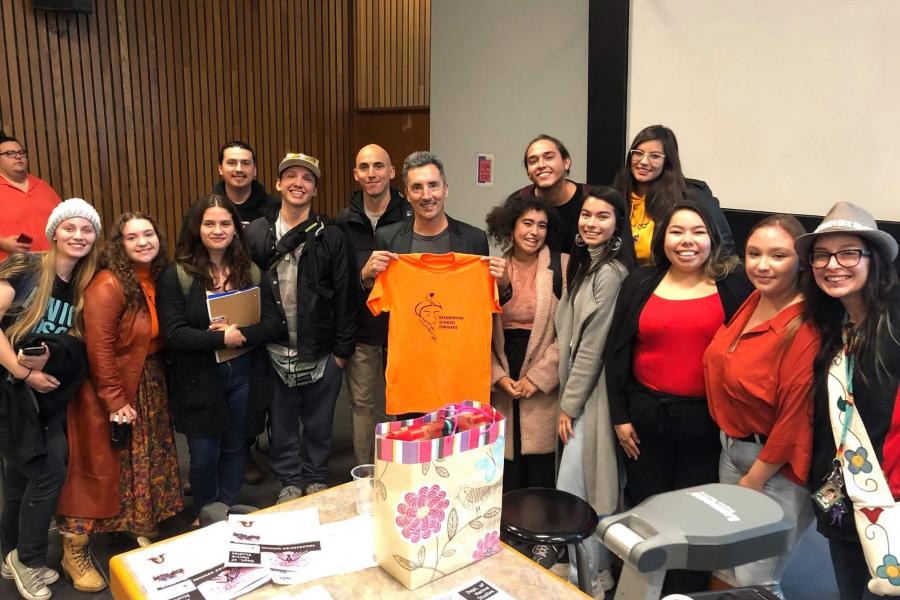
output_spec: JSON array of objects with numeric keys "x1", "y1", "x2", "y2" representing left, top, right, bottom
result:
[{"x1": 225, "y1": 508, "x2": 322, "y2": 572}]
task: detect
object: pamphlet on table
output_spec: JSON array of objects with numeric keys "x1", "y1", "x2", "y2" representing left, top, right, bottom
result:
[
  {"x1": 226, "y1": 508, "x2": 322, "y2": 571},
  {"x1": 431, "y1": 577, "x2": 517, "y2": 600}
]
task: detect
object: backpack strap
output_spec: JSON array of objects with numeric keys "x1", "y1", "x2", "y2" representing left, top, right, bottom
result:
[
  {"x1": 175, "y1": 263, "x2": 192, "y2": 298},
  {"x1": 549, "y1": 250, "x2": 563, "y2": 300},
  {"x1": 177, "y1": 262, "x2": 261, "y2": 297}
]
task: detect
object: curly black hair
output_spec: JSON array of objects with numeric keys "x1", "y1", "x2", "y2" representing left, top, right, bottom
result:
[
  {"x1": 485, "y1": 194, "x2": 560, "y2": 253},
  {"x1": 101, "y1": 211, "x2": 168, "y2": 310}
]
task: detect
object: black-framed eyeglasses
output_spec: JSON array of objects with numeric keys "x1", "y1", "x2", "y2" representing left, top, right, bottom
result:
[
  {"x1": 629, "y1": 149, "x2": 665, "y2": 163},
  {"x1": 809, "y1": 248, "x2": 871, "y2": 269},
  {"x1": 0, "y1": 149, "x2": 27, "y2": 159}
]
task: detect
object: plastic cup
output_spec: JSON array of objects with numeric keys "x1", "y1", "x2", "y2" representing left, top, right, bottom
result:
[{"x1": 351, "y1": 464, "x2": 375, "y2": 515}]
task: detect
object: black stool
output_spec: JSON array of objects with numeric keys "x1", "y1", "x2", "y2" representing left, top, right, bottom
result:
[{"x1": 500, "y1": 487, "x2": 599, "y2": 593}]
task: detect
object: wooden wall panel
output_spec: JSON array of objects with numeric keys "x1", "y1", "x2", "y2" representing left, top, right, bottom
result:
[
  {"x1": 354, "y1": 0, "x2": 430, "y2": 110},
  {"x1": 0, "y1": 0, "x2": 353, "y2": 254}
]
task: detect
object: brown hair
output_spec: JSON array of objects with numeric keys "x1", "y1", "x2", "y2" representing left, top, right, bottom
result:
[{"x1": 101, "y1": 212, "x2": 168, "y2": 310}]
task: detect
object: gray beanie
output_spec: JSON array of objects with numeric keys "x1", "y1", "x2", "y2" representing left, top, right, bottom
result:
[{"x1": 45, "y1": 198, "x2": 102, "y2": 241}]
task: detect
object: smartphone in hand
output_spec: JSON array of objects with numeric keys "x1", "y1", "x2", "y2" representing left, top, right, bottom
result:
[
  {"x1": 22, "y1": 346, "x2": 47, "y2": 356},
  {"x1": 16, "y1": 233, "x2": 33, "y2": 244}
]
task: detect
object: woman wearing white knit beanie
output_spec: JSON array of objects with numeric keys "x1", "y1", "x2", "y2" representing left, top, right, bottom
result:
[{"x1": 0, "y1": 197, "x2": 101, "y2": 600}]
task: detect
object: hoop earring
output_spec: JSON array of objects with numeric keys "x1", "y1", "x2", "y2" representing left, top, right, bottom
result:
[
  {"x1": 609, "y1": 236, "x2": 622, "y2": 251},
  {"x1": 574, "y1": 234, "x2": 586, "y2": 247}
]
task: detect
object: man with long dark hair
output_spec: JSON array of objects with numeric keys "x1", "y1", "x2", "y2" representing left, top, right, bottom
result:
[{"x1": 505, "y1": 134, "x2": 592, "y2": 253}]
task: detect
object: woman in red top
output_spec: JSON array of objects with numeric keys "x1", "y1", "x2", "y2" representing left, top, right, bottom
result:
[
  {"x1": 605, "y1": 200, "x2": 752, "y2": 595},
  {"x1": 703, "y1": 214, "x2": 819, "y2": 598}
]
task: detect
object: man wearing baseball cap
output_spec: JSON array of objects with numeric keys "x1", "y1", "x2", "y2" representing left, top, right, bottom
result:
[
  {"x1": 245, "y1": 152, "x2": 356, "y2": 504},
  {"x1": 0, "y1": 133, "x2": 61, "y2": 260}
]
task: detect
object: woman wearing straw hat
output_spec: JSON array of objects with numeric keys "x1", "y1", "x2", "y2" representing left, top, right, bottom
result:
[{"x1": 798, "y1": 201, "x2": 899, "y2": 600}]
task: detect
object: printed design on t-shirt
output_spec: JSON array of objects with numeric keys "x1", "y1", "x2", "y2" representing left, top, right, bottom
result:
[
  {"x1": 34, "y1": 295, "x2": 75, "y2": 334},
  {"x1": 632, "y1": 219, "x2": 652, "y2": 242},
  {"x1": 414, "y1": 292, "x2": 466, "y2": 342},
  {"x1": 415, "y1": 292, "x2": 443, "y2": 341}
]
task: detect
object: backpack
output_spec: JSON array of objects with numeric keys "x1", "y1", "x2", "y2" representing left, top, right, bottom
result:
[{"x1": 175, "y1": 262, "x2": 261, "y2": 297}]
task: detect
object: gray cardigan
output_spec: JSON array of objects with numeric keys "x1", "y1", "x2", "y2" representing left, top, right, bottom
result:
[{"x1": 555, "y1": 258, "x2": 629, "y2": 515}]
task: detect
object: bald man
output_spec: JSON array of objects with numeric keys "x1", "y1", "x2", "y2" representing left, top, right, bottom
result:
[{"x1": 335, "y1": 144, "x2": 411, "y2": 463}]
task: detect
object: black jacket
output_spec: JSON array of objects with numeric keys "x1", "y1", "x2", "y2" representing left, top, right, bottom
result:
[
  {"x1": 375, "y1": 214, "x2": 489, "y2": 256},
  {"x1": 685, "y1": 178, "x2": 736, "y2": 257},
  {"x1": 158, "y1": 264, "x2": 285, "y2": 438},
  {"x1": 605, "y1": 266, "x2": 753, "y2": 425},
  {"x1": 809, "y1": 286, "x2": 900, "y2": 541},
  {"x1": 245, "y1": 208, "x2": 357, "y2": 361},
  {"x1": 0, "y1": 333, "x2": 88, "y2": 463},
  {"x1": 212, "y1": 180, "x2": 280, "y2": 225},
  {"x1": 334, "y1": 188, "x2": 412, "y2": 345}
]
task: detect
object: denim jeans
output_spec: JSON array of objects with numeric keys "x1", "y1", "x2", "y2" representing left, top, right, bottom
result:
[
  {"x1": 186, "y1": 353, "x2": 251, "y2": 509},
  {"x1": 0, "y1": 417, "x2": 68, "y2": 567},
  {"x1": 269, "y1": 355, "x2": 342, "y2": 486},
  {"x1": 718, "y1": 434, "x2": 814, "y2": 598},
  {"x1": 556, "y1": 414, "x2": 612, "y2": 587}
]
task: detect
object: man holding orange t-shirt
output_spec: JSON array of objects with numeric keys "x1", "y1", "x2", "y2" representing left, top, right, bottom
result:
[{"x1": 361, "y1": 151, "x2": 508, "y2": 417}]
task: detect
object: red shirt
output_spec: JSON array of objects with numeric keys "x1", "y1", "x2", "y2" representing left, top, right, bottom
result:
[
  {"x1": 704, "y1": 290, "x2": 819, "y2": 485},
  {"x1": 633, "y1": 292, "x2": 724, "y2": 397},
  {"x1": 0, "y1": 174, "x2": 61, "y2": 260}
]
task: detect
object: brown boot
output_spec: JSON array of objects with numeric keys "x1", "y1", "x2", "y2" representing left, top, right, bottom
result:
[{"x1": 61, "y1": 533, "x2": 107, "y2": 592}]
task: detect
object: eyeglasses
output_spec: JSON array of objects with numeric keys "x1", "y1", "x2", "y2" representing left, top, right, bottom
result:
[
  {"x1": 629, "y1": 149, "x2": 665, "y2": 163},
  {"x1": 0, "y1": 149, "x2": 27, "y2": 159},
  {"x1": 809, "y1": 248, "x2": 871, "y2": 269}
]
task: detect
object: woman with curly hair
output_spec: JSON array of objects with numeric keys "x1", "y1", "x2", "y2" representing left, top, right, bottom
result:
[
  {"x1": 0, "y1": 198, "x2": 100, "y2": 600},
  {"x1": 485, "y1": 194, "x2": 564, "y2": 491},
  {"x1": 55, "y1": 211, "x2": 182, "y2": 592}
]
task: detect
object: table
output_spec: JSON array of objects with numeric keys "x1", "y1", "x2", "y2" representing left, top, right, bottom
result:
[{"x1": 109, "y1": 482, "x2": 589, "y2": 599}]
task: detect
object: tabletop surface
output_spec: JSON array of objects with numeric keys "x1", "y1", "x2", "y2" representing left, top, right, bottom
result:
[{"x1": 109, "y1": 482, "x2": 590, "y2": 600}]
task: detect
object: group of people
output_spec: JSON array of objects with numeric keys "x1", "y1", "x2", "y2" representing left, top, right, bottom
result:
[
  {"x1": 485, "y1": 128, "x2": 897, "y2": 600},
  {"x1": 0, "y1": 124, "x2": 897, "y2": 600}
]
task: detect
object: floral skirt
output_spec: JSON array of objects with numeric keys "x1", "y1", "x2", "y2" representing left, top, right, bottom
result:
[{"x1": 57, "y1": 355, "x2": 183, "y2": 535}]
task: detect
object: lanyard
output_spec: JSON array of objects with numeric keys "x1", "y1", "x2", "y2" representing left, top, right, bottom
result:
[{"x1": 835, "y1": 316, "x2": 857, "y2": 458}]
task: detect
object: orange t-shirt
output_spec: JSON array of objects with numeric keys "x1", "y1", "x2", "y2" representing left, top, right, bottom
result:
[{"x1": 367, "y1": 253, "x2": 501, "y2": 415}]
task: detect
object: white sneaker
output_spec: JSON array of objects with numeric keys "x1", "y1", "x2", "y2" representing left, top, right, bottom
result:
[
  {"x1": 594, "y1": 568, "x2": 615, "y2": 594},
  {"x1": 4, "y1": 549, "x2": 53, "y2": 600},
  {"x1": 276, "y1": 485, "x2": 304, "y2": 504},
  {"x1": 1, "y1": 562, "x2": 59, "y2": 585}
]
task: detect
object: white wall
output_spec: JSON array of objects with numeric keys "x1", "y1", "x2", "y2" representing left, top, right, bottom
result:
[
  {"x1": 629, "y1": 1, "x2": 900, "y2": 220},
  {"x1": 430, "y1": 0, "x2": 589, "y2": 244}
]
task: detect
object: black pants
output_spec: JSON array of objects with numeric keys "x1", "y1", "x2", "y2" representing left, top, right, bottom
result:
[
  {"x1": 623, "y1": 380, "x2": 720, "y2": 594},
  {"x1": 0, "y1": 417, "x2": 68, "y2": 567},
  {"x1": 269, "y1": 355, "x2": 343, "y2": 486},
  {"x1": 828, "y1": 537, "x2": 881, "y2": 600},
  {"x1": 501, "y1": 329, "x2": 555, "y2": 491}
]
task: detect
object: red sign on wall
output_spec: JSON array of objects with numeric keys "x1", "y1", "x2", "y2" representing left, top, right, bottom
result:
[{"x1": 476, "y1": 153, "x2": 494, "y2": 186}]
